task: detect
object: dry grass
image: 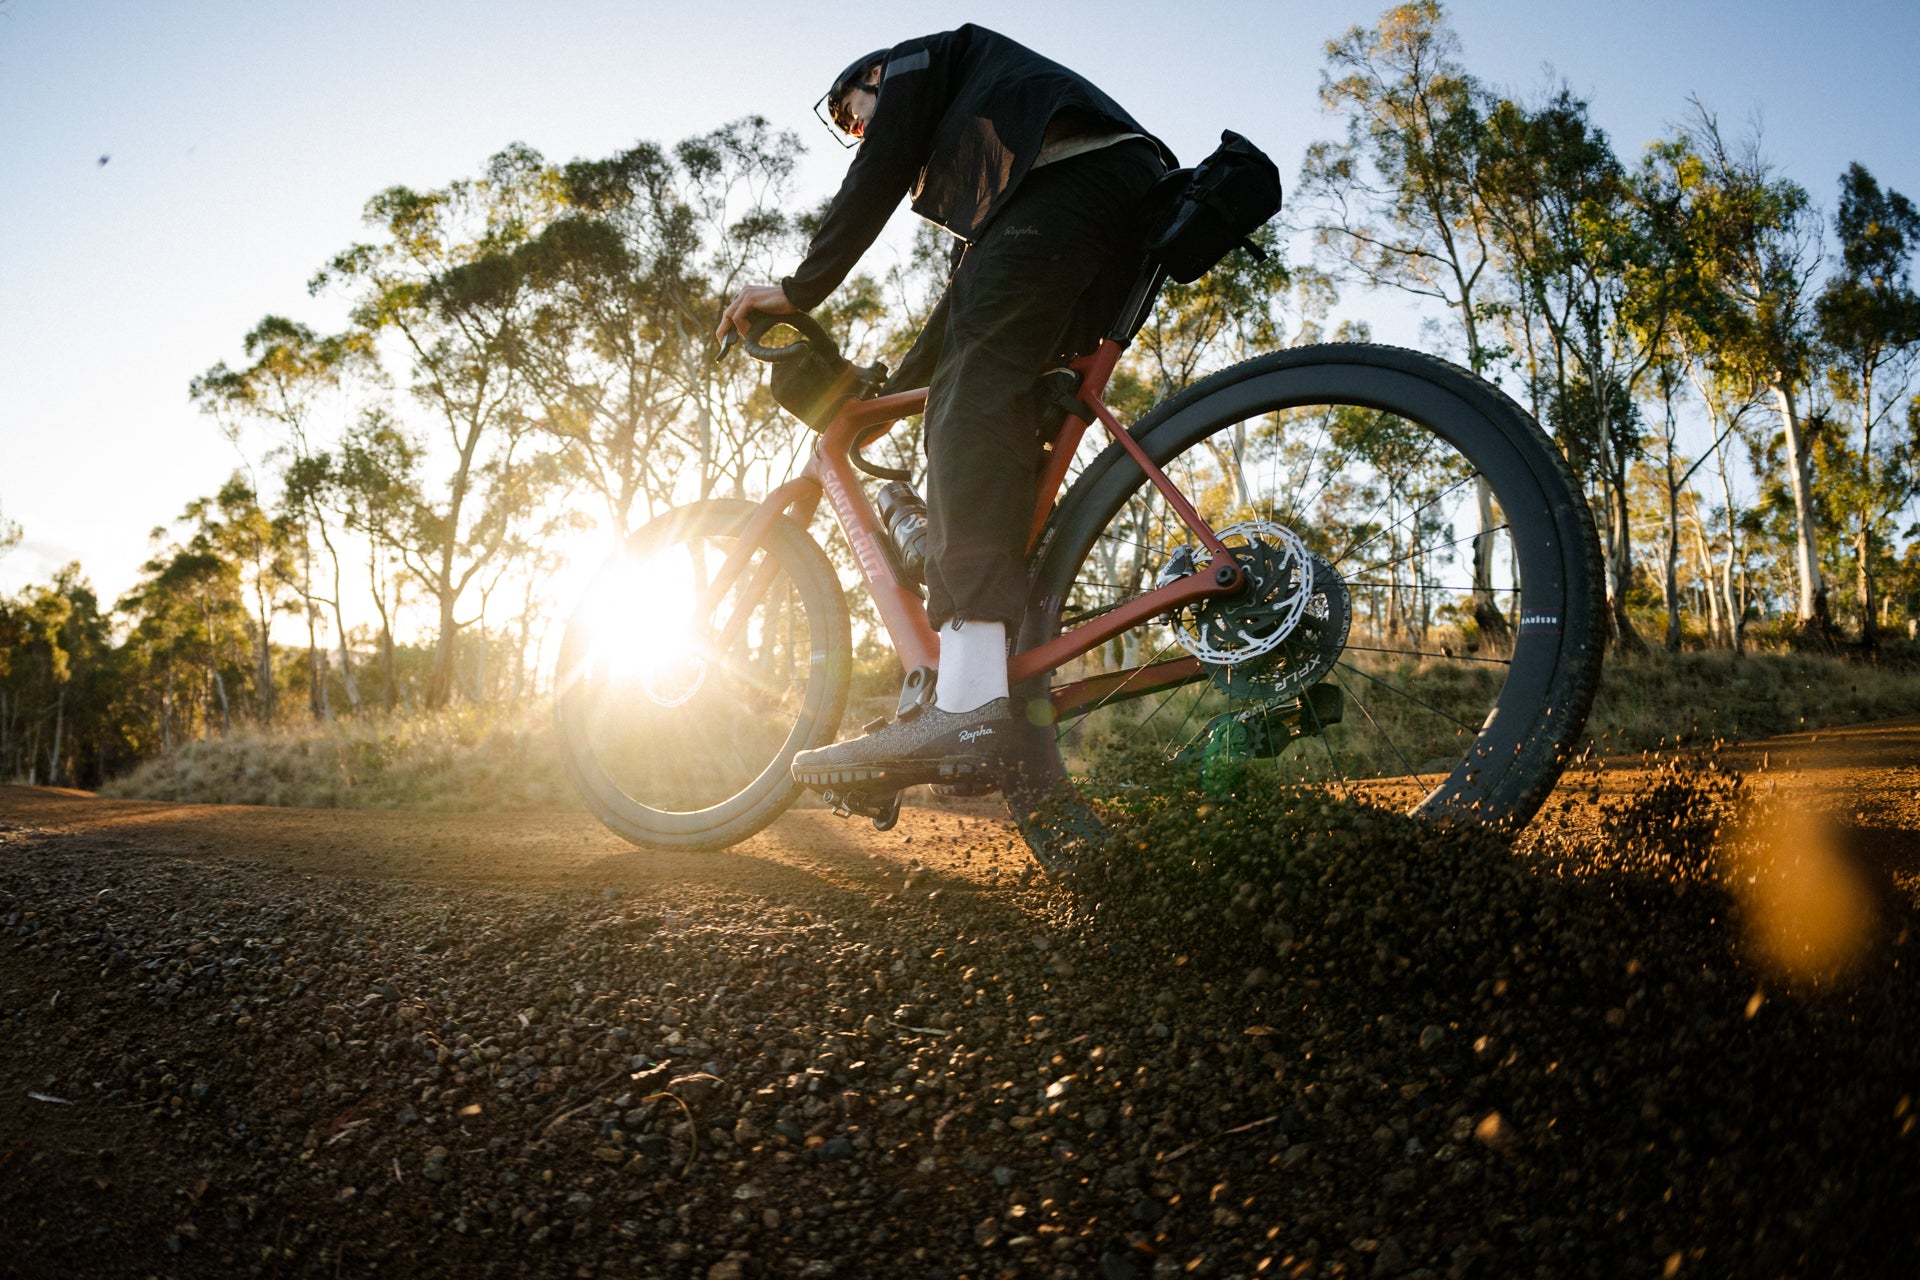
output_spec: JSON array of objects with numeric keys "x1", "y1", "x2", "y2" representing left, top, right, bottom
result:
[
  {"x1": 94, "y1": 650, "x2": 1920, "y2": 812},
  {"x1": 1584, "y1": 648, "x2": 1920, "y2": 752},
  {"x1": 99, "y1": 705, "x2": 579, "y2": 812}
]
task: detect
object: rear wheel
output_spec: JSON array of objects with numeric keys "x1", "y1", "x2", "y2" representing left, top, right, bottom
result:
[
  {"x1": 1010, "y1": 344, "x2": 1603, "y2": 857},
  {"x1": 556, "y1": 500, "x2": 851, "y2": 851}
]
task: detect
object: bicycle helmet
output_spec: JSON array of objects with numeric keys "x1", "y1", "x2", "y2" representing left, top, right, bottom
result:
[
  {"x1": 815, "y1": 49, "x2": 890, "y2": 142},
  {"x1": 829, "y1": 49, "x2": 890, "y2": 102}
]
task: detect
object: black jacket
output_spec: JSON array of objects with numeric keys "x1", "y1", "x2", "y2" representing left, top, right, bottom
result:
[{"x1": 780, "y1": 25, "x2": 1172, "y2": 311}]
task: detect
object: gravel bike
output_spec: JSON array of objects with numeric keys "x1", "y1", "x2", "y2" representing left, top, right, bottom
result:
[{"x1": 554, "y1": 262, "x2": 1603, "y2": 864}]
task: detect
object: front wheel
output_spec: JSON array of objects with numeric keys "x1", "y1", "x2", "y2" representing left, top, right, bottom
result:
[
  {"x1": 555, "y1": 500, "x2": 851, "y2": 851},
  {"x1": 1011, "y1": 344, "x2": 1603, "y2": 853}
]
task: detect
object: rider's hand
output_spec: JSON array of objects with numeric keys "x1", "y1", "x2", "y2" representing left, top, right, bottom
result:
[{"x1": 716, "y1": 284, "x2": 797, "y2": 345}]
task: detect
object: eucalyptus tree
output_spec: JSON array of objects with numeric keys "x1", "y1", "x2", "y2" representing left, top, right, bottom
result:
[
  {"x1": 1646, "y1": 132, "x2": 1772, "y2": 652},
  {"x1": 0, "y1": 568, "x2": 113, "y2": 785},
  {"x1": 1298, "y1": 0, "x2": 1510, "y2": 642},
  {"x1": 1815, "y1": 163, "x2": 1920, "y2": 647},
  {"x1": 119, "y1": 500, "x2": 262, "y2": 749},
  {"x1": 502, "y1": 120, "x2": 811, "y2": 536},
  {"x1": 1682, "y1": 110, "x2": 1830, "y2": 639},
  {"x1": 333, "y1": 409, "x2": 424, "y2": 710},
  {"x1": 192, "y1": 316, "x2": 369, "y2": 716},
  {"x1": 314, "y1": 143, "x2": 560, "y2": 708},
  {"x1": 188, "y1": 475, "x2": 295, "y2": 723},
  {"x1": 1, "y1": 579, "x2": 76, "y2": 780},
  {"x1": 673, "y1": 120, "x2": 819, "y2": 504},
  {"x1": 1477, "y1": 89, "x2": 1697, "y2": 649},
  {"x1": 0, "y1": 499, "x2": 19, "y2": 560}
]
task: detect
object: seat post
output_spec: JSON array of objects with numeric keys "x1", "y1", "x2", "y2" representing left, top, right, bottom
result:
[{"x1": 1105, "y1": 259, "x2": 1168, "y2": 347}]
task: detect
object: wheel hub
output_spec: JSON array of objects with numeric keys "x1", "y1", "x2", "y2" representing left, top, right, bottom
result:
[
  {"x1": 1211, "y1": 551, "x2": 1350, "y2": 701},
  {"x1": 1154, "y1": 522, "x2": 1350, "y2": 700}
]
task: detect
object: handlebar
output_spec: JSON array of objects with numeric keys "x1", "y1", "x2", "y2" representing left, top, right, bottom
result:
[{"x1": 716, "y1": 311, "x2": 841, "y2": 365}]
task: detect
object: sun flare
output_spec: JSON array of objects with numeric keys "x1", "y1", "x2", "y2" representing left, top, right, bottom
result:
[{"x1": 579, "y1": 548, "x2": 708, "y2": 703}]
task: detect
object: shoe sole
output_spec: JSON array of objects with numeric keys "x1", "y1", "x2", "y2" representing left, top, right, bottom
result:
[{"x1": 793, "y1": 757, "x2": 997, "y2": 790}]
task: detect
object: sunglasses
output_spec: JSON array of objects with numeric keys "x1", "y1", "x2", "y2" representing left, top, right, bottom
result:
[{"x1": 812, "y1": 81, "x2": 877, "y2": 149}]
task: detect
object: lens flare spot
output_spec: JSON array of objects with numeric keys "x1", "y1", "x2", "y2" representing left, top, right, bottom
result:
[{"x1": 1720, "y1": 806, "x2": 1880, "y2": 983}]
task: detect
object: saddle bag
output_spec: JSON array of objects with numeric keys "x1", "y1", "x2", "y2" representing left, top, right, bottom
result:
[{"x1": 1143, "y1": 130, "x2": 1284, "y2": 284}]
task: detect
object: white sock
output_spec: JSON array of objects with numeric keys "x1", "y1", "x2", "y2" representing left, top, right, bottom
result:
[{"x1": 934, "y1": 619, "x2": 1009, "y2": 713}]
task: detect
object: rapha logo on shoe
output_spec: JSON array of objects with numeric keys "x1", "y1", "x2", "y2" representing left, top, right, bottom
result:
[
  {"x1": 958, "y1": 726, "x2": 997, "y2": 744},
  {"x1": 1003, "y1": 225, "x2": 1041, "y2": 238}
]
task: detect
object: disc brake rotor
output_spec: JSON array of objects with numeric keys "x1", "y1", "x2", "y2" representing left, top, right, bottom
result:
[
  {"x1": 641, "y1": 655, "x2": 708, "y2": 708},
  {"x1": 1157, "y1": 521, "x2": 1315, "y2": 667}
]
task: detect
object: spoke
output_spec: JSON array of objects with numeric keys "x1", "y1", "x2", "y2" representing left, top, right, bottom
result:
[
  {"x1": 1114, "y1": 678, "x2": 1193, "y2": 750},
  {"x1": 1169, "y1": 695, "x2": 1219, "y2": 760},
  {"x1": 1331, "y1": 666, "x2": 1433, "y2": 787},
  {"x1": 1334, "y1": 659, "x2": 1479, "y2": 733},
  {"x1": 1298, "y1": 681, "x2": 1350, "y2": 798},
  {"x1": 1055, "y1": 635, "x2": 1186, "y2": 735},
  {"x1": 1145, "y1": 684, "x2": 1208, "y2": 758},
  {"x1": 1344, "y1": 523, "x2": 1510, "y2": 583},
  {"x1": 1281, "y1": 417, "x2": 1337, "y2": 528},
  {"x1": 1343, "y1": 581, "x2": 1520, "y2": 595},
  {"x1": 1330, "y1": 471, "x2": 1478, "y2": 569},
  {"x1": 1069, "y1": 576, "x2": 1156, "y2": 597},
  {"x1": 1091, "y1": 529, "x2": 1164, "y2": 559},
  {"x1": 1341, "y1": 642, "x2": 1511, "y2": 666},
  {"x1": 1336, "y1": 521, "x2": 1512, "y2": 587}
]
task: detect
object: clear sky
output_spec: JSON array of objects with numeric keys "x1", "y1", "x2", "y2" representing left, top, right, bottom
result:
[{"x1": 3, "y1": 0, "x2": 1916, "y2": 605}]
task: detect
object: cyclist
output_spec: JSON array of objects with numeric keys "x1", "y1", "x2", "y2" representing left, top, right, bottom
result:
[{"x1": 717, "y1": 24, "x2": 1172, "y2": 792}]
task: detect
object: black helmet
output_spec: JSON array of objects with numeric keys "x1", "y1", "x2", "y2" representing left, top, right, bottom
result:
[
  {"x1": 814, "y1": 49, "x2": 891, "y2": 145},
  {"x1": 828, "y1": 49, "x2": 890, "y2": 102}
]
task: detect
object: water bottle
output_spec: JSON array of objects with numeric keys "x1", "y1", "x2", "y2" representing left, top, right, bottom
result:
[{"x1": 876, "y1": 481, "x2": 931, "y2": 585}]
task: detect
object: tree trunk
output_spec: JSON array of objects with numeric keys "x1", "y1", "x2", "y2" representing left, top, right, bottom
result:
[
  {"x1": 368, "y1": 548, "x2": 400, "y2": 712},
  {"x1": 1470, "y1": 476, "x2": 1512, "y2": 648},
  {"x1": 427, "y1": 588, "x2": 459, "y2": 709},
  {"x1": 1605, "y1": 468, "x2": 1644, "y2": 652},
  {"x1": 48, "y1": 689, "x2": 64, "y2": 787},
  {"x1": 1856, "y1": 389, "x2": 1879, "y2": 652},
  {"x1": 1688, "y1": 517, "x2": 1723, "y2": 646},
  {"x1": 1772, "y1": 380, "x2": 1828, "y2": 636},
  {"x1": 1663, "y1": 464, "x2": 1683, "y2": 652},
  {"x1": 1712, "y1": 437, "x2": 1746, "y2": 654},
  {"x1": 315, "y1": 518, "x2": 361, "y2": 713},
  {"x1": 306, "y1": 600, "x2": 329, "y2": 720},
  {"x1": 1856, "y1": 523, "x2": 1878, "y2": 652}
]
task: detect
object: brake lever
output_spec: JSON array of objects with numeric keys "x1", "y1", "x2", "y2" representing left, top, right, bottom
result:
[{"x1": 715, "y1": 330, "x2": 740, "y2": 364}]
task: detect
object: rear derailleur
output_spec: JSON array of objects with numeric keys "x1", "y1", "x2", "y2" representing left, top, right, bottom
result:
[{"x1": 1174, "y1": 682, "x2": 1346, "y2": 792}]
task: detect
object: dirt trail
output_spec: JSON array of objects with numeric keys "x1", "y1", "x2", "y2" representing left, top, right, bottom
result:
[
  {"x1": 5, "y1": 716, "x2": 1916, "y2": 888},
  {"x1": 3, "y1": 719, "x2": 1918, "y2": 1278}
]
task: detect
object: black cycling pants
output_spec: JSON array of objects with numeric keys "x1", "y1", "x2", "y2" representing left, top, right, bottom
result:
[{"x1": 921, "y1": 137, "x2": 1164, "y2": 631}]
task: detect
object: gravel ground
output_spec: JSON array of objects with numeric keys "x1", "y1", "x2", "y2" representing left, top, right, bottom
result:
[{"x1": 2, "y1": 757, "x2": 1918, "y2": 1280}]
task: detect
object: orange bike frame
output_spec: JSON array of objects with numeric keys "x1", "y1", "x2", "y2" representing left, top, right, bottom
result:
[{"x1": 701, "y1": 338, "x2": 1240, "y2": 719}]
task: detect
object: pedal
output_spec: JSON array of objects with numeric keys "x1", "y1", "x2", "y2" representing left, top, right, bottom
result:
[
  {"x1": 819, "y1": 787, "x2": 902, "y2": 831},
  {"x1": 932, "y1": 773, "x2": 1001, "y2": 798}
]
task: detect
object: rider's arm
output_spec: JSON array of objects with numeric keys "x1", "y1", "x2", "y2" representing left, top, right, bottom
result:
[{"x1": 780, "y1": 32, "x2": 954, "y2": 312}]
